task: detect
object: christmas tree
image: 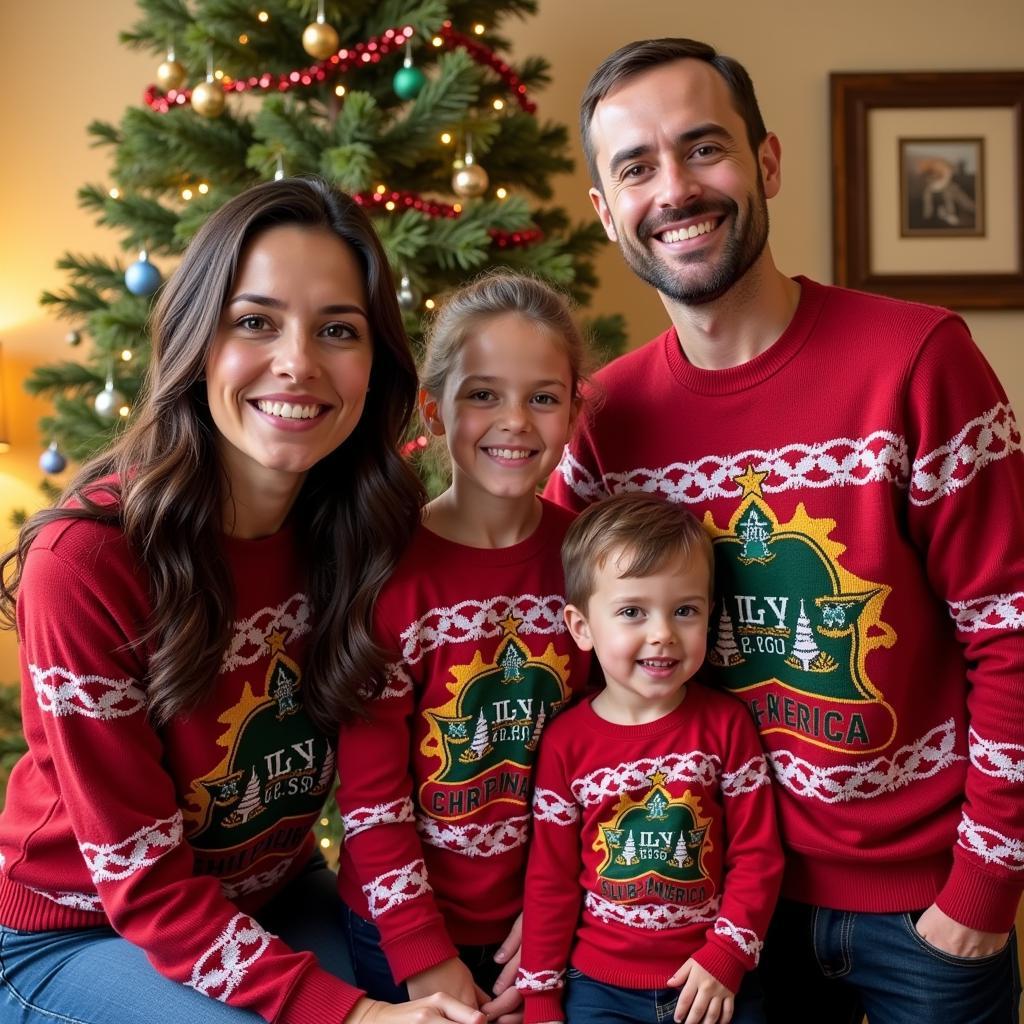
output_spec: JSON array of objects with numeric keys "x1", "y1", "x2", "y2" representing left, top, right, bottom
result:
[{"x1": 26, "y1": 0, "x2": 625, "y2": 479}]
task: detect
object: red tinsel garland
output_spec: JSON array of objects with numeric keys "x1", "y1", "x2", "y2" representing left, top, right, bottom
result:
[{"x1": 144, "y1": 21, "x2": 536, "y2": 113}]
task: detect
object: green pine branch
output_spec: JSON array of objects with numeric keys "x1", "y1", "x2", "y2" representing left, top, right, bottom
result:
[
  {"x1": 79, "y1": 185, "x2": 182, "y2": 255},
  {"x1": 54, "y1": 253, "x2": 127, "y2": 293}
]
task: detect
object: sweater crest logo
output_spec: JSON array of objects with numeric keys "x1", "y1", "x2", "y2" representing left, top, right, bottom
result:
[
  {"x1": 419, "y1": 613, "x2": 572, "y2": 820},
  {"x1": 704, "y1": 465, "x2": 897, "y2": 753},
  {"x1": 595, "y1": 770, "x2": 714, "y2": 905},
  {"x1": 183, "y1": 621, "x2": 334, "y2": 877}
]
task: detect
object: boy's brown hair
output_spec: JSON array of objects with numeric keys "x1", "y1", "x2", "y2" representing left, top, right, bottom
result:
[{"x1": 562, "y1": 492, "x2": 715, "y2": 610}]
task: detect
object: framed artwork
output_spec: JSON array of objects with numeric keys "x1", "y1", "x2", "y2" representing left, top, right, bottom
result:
[{"x1": 831, "y1": 71, "x2": 1024, "y2": 308}]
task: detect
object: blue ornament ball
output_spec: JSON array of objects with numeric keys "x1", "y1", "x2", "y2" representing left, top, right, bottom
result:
[
  {"x1": 125, "y1": 254, "x2": 162, "y2": 296},
  {"x1": 393, "y1": 65, "x2": 426, "y2": 100},
  {"x1": 39, "y1": 443, "x2": 67, "y2": 475}
]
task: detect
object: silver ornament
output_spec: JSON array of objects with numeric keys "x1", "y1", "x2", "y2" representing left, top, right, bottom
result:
[
  {"x1": 397, "y1": 274, "x2": 416, "y2": 310},
  {"x1": 94, "y1": 380, "x2": 128, "y2": 421}
]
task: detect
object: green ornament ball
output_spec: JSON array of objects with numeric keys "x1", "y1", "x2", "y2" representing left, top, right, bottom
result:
[{"x1": 393, "y1": 65, "x2": 426, "y2": 100}]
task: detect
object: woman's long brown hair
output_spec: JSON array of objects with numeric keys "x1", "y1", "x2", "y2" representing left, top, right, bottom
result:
[{"x1": 0, "y1": 177, "x2": 424, "y2": 733}]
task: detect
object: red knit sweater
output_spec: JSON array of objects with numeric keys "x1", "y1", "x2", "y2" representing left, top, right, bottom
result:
[
  {"x1": 545, "y1": 277, "x2": 1024, "y2": 933},
  {"x1": 335, "y1": 499, "x2": 591, "y2": 983},
  {"x1": 516, "y1": 686, "x2": 782, "y2": 1023},
  {"x1": 0, "y1": 511, "x2": 363, "y2": 1023}
]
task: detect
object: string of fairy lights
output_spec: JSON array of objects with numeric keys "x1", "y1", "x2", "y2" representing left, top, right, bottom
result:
[{"x1": 47, "y1": 14, "x2": 538, "y2": 476}]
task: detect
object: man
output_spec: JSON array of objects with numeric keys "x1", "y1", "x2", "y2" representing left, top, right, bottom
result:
[{"x1": 546, "y1": 38, "x2": 1023, "y2": 1023}]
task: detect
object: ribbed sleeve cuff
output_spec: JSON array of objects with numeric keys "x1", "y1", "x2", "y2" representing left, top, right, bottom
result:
[
  {"x1": 935, "y1": 854, "x2": 1024, "y2": 933},
  {"x1": 689, "y1": 940, "x2": 747, "y2": 995},
  {"x1": 381, "y1": 922, "x2": 460, "y2": 984},
  {"x1": 523, "y1": 990, "x2": 565, "y2": 1023},
  {"x1": 278, "y1": 967, "x2": 365, "y2": 1024}
]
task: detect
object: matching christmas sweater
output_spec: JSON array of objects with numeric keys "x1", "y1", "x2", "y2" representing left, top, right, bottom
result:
[
  {"x1": 516, "y1": 686, "x2": 783, "y2": 1023},
  {"x1": 335, "y1": 499, "x2": 591, "y2": 984},
  {"x1": 0, "y1": 509, "x2": 364, "y2": 1023},
  {"x1": 544, "y1": 277, "x2": 1024, "y2": 933}
]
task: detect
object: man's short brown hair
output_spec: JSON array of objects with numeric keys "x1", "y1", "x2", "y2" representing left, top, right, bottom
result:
[
  {"x1": 580, "y1": 37, "x2": 768, "y2": 188},
  {"x1": 562, "y1": 492, "x2": 715, "y2": 610}
]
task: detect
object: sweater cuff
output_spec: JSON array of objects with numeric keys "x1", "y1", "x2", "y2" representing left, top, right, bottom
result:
[
  {"x1": 381, "y1": 921, "x2": 460, "y2": 984},
  {"x1": 522, "y1": 990, "x2": 565, "y2": 1024},
  {"x1": 278, "y1": 966, "x2": 365, "y2": 1024},
  {"x1": 689, "y1": 940, "x2": 748, "y2": 996},
  {"x1": 934, "y1": 852, "x2": 1024, "y2": 933}
]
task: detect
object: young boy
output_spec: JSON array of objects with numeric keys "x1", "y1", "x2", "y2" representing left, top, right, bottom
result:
[{"x1": 516, "y1": 493, "x2": 782, "y2": 1024}]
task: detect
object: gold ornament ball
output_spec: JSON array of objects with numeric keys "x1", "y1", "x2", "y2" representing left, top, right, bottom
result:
[
  {"x1": 302, "y1": 21, "x2": 340, "y2": 60},
  {"x1": 452, "y1": 162, "x2": 489, "y2": 199},
  {"x1": 191, "y1": 80, "x2": 226, "y2": 118},
  {"x1": 156, "y1": 59, "x2": 188, "y2": 92}
]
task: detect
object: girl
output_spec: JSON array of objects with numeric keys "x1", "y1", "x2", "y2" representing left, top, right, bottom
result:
[
  {"x1": 335, "y1": 272, "x2": 593, "y2": 1024},
  {"x1": 0, "y1": 178, "x2": 483, "y2": 1024}
]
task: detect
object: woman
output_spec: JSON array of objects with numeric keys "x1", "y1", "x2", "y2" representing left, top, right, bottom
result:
[{"x1": 0, "y1": 178, "x2": 484, "y2": 1024}]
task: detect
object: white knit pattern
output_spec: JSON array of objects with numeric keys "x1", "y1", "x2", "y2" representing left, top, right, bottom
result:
[
  {"x1": 555, "y1": 432, "x2": 909, "y2": 505},
  {"x1": 721, "y1": 755, "x2": 771, "y2": 797},
  {"x1": 79, "y1": 811, "x2": 183, "y2": 884},
  {"x1": 968, "y1": 727, "x2": 1024, "y2": 783},
  {"x1": 29, "y1": 887, "x2": 104, "y2": 913},
  {"x1": 220, "y1": 856, "x2": 295, "y2": 901},
  {"x1": 362, "y1": 859, "x2": 431, "y2": 918},
  {"x1": 515, "y1": 968, "x2": 565, "y2": 993},
  {"x1": 585, "y1": 892, "x2": 720, "y2": 930},
  {"x1": 381, "y1": 662, "x2": 414, "y2": 700},
  {"x1": 532, "y1": 788, "x2": 579, "y2": 826},
  {"x1": 220, "y1": 593, "x2": 311, "y2": 672},
  {"x1": 343, "y1": 798, "x2": 415, "y2": 840},
  {"x1": 768, "y1": 719, "x2": 962, "y2": 804},
  {"x1": 911, "y1": 403, "x2": 1020, "y2": 506},
  {"x1": 957, "y1": 814, "x2": 1024, "y2": 870},
  {"x1": 398, "y1": 594, "x2": 566, "y2": 665},
  {"x1": 187, "y1": 913, "x2": 272, "y2": 1001},
  {"x1": 713, "y1": 916, "x2": 764, "y2": 964},
  {"x1": 571, "y1": 752, "x2": 720, "y2": 808},
  {"x1": 948, "y1": 591, "x2": 1024, "y2": 633},
  {"x1": 417, "y1": 814, "x2": 529, "y2": 858},
  {"x1": 29, "y1": 664, "x2": 146, "y2": 719}
]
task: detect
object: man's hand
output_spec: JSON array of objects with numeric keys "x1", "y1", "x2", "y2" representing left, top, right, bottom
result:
[
  {"x1": 348, "y1": 993, "x2": 486, "y2": 1024},
  {"x1": 915, "y1": 904, "x2": 1009, "y2": 957},
  {"x1": 480, "y1": 912, "x2": 524, "y2": 1023},
  {"x1": 667, "y1": 958, "x2": 734, "y2": 1024},
  {"x1": 406, "y1": 957, "x2": 480, "y2": 1009}
]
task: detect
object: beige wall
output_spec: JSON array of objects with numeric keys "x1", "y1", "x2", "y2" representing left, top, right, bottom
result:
[{"x1": 2, "y1": 0, "x2": 1024, "y2": 685}]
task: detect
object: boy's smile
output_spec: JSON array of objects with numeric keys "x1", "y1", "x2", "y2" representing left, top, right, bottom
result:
[{"x1": 564, "y1": 546, "x2": 712, "y2": 724}]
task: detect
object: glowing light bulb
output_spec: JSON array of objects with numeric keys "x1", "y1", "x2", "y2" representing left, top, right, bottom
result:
[
  {"x1": 239, "y1": 33, "x2": 249, "y2": 44},
  {"x1": 319, "y1": 837, "x2": 331, "y2": 849},
  {"x1": 375, "y1": 184, "x2": 387, "y2": 195},
  {"x1": 425, "y1": 298, "x2": 436, "y2": 310},
  {"x1": 493, "y1": 99, "x2": 505, "y2": 111},
  {"x1": 496, "y1": 187, "x2": 508, "y2": 199},
  {"x1": 118, "y1": 405, "x2": 131, "y2": 418},
  {"x1": 320, "y1": 817, "x2": 330, "y2": 827},
  {"x1": 452, "y1": 203, "x2": 463, "y2": 213},
  {"x1": 214, "y1": 69, "x2": 224, "y2": 80},
  {"x1": 257, "y1": 10, "x2": 269, "y2": 22},
  {"x1": 109, "y1": 187, "x2": 120, "y2": 199},
  {"x1": 440, "y1": 132, "x2": 452, "y2": 145},
  {"x1": 431, "y1": 35, "x2": 443, "y2": 47},
  {"x1": 335, "y1": 84, "x2": 346, "y2": 97},
  {"x1": 473, "y1": 23, "x2": 486, "y2": 35},
  {"x1": 181, "y1": 188, "x2": 193, "y2": 200},
  {"x1": 121, "y1": 349, "x2": 133, "y2": 361},
  {"x1": 198, "y1": 183, "x2": 209, "y2": 194},
  {"x1": 385, "y1": 200, "x2": 396, "y2": 211}
]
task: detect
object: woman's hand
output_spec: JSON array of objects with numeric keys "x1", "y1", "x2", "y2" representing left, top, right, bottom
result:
[
  {"x1": 405, "y1": 957, "x2": 480, "y2": 1009},
  {"x1": 348, "y1": 994, "x2": 486, "y2": 1024}
]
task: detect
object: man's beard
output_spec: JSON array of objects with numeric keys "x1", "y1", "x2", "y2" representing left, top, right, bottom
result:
[{"x1": 616, "y1": 178, "x2": 769, "y2": 306}]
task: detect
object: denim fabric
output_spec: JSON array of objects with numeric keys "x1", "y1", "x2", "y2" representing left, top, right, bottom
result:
[
  {"x1": 759, "y1": 899, "x2": 1022, "y2": 1024},
  {"x1": 0, "y1": 855, "x2": 355, "y2": 1024},
  {"x1": 342, "y1": 904, "x2": 503, "y2": 1001},
  {"x1": 563, "y1": 965, "x2": 766, "y2": 1024}
]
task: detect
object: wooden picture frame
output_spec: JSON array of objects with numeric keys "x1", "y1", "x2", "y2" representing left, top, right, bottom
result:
[{"x1": 831, "y1": 71, "x2": 1024, "y2": 309}]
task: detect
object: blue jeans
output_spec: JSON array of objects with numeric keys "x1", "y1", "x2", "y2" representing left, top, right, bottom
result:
[
  {"x1": 342, "y1": 905, "x2": 504, "y2": 1001},
  {"x1": 564, "y1": 966, "x2": 765, "y2": 1024},
  {"x1": 0, "y1": 855, "x2": 355, "y2": 1023},
  {"x1": 758, "y1": 900, "x2": 1022, "y2": 1024}
]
